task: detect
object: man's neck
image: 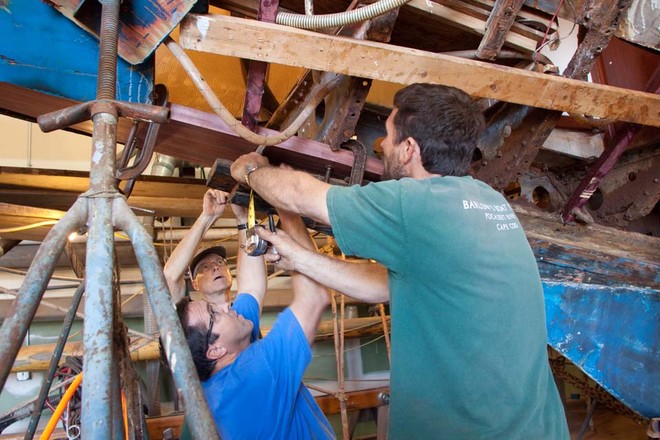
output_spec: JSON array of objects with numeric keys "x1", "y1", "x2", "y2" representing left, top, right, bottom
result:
[
  {"x1": 202, "y1": 290, "x2": 231, "y2": 304},
  {"x1": 212, "y1": 352, "x2": 238, "y2": 374},
  {"x1": 409, "y1": 166, "x2": 442, "y2": 180},
  {"x1": 211, "y1": 339, "x2": 250, "y2": 375}
]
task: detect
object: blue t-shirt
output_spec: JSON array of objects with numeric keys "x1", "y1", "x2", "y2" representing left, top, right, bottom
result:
[{"x1": 202, "y1": 294, "x2": 335, "y2": 439}]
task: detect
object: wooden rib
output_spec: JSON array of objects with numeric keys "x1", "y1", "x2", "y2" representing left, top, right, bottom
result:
[{"x1": 476, "y1": 0, "x2": 526, "y2": 60}]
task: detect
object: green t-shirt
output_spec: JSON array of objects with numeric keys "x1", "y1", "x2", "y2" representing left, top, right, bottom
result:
[{"x1": 327, "y1": 176, "x2": 569, "y2": 439}]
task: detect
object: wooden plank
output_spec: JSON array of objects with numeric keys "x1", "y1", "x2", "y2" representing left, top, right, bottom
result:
[
  {"x1": 0, "y1": 203, "x2": 67, "y2": 241},
  {"x1": 545, "y1": 281, "x2": 659, "y2": 418},
  {"x1": 146, "y1": 414, "x2": 185, "y2": 440},
  {"x1": 51, "y1": 0, "x2": 197, "y2": 64},
  {"x1": 0, "y1": 0, "x2": 153, "y2": 103},
  {"x1": 315, "y1": 386, "x2": 390, "y2": 415},
  {"x1": 10, "y1": 316, "x2": 389, "y2": 372},
  {"x1": 476, "y1": 0, "x2": 526, "y2": 60},
  {"x1": 179, "y1": 14, "x2": 660, "y2": 127},
  {"x1": 0, "y1": 83, "x2": 384, "y2": 182},
  {"x1": 407, "y1": 0, "x2": 537, "y2": 52}
]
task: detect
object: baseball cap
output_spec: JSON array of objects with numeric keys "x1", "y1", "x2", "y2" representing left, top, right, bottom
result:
[{"x1": 189, "y1": 246, "x2": 227, "y2": 278}]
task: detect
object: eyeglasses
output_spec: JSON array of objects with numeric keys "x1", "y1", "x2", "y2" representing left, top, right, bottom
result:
[
  {"x1": 196, "y1": 258, "x2": 228, "y2": 275},
  {"x1": 206, "y1": 302, "x2": 216, "y2": 348}
]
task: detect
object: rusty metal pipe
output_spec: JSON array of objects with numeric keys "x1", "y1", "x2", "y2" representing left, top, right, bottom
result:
[
  {"x1": 81, "y1": 110, "x2": 119, "y2": 439},
  {"x1": 0, "y1": 198, "x2": 87, "y2": 392},
  {"x1": 113, "y1": 198, "x2": 220, "y2": 440}
]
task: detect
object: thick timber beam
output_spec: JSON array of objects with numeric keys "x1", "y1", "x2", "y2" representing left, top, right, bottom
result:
[
  {"x1": 11, "y1": 316, "x2": 389, "y2": 372},
  {"x1": 179, "y1": 14, "x2": 660, "y2": 127}
]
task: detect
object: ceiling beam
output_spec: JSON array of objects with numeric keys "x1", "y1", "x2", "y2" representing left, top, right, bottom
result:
[
  {"x1": 179, "y1": 14, "x2": 660, "y2": 127},
  {"x1": 0, "y1": 83, "x2": 384, "y2": 181}
]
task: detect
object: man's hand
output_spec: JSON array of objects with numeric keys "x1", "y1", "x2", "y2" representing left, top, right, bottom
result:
[
  {"x1": 230, "y1": 153, "x2": 270, "y2": 185},
  {"x1": 202, "y1": 189, "x2": 229, "y2": 219},
  {"x1": 255, "y1": 227, "x2": 308, "y2": 272}
]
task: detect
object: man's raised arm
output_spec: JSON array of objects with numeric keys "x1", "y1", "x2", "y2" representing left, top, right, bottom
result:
[
  {"x1": 273, "y1": 211, "x2": 329, "y2": 343},
  {"x1": 232, "y1": 204, "x2": 267, "y2": 310},
  {"x1": 163, "y1": 189, "x2": 228, "y2": 302},
  {"x1": 230, "y1": 154, "x2": 331, "y2": 225},
  {"x1": 256, "y1": 226, "x2": 389, "y2": 304}
]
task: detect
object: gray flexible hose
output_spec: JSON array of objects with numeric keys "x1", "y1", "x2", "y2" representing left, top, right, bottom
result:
[{"x1": 277, "y1": 0, "x2": 412, "y2": 29}]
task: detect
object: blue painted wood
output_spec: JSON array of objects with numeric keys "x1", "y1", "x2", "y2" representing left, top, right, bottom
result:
[
  {"x1": 0, "y1": 0, "x2": 153, "y2": 103},
  {"x1": 544, "y1": 280, "x2": 660, "y2": 418}
]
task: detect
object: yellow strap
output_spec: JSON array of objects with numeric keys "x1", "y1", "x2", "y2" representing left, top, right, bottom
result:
[{"x1": 248, "y1": 189, "x2": 256, "y2": 229}]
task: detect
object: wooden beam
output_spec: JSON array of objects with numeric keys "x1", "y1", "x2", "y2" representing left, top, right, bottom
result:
[
  {"x1": 315, "y1": 386, "x2": 390, "y2": 415},
  {"x1": 52, "y1": 0, "x2": 197, "y2": 64},
  {"x1": 0, "y1": 202, "x2": 66, "y2": 241},
  {"x1": 407, "y1": 0, "x2": 536, "y2": 53},
  {"x1": 0, "y1": 82, "x2": 384, "y2": 182},
  {"x1": 476, "y1": 0, "x2": 526, "y2": 60},
  {"x1": 179, "y1": 14, "x2": 660, "y2": 127},
  {"x1": 10, "y1": 316, "x2": 390, "y2": 372}
]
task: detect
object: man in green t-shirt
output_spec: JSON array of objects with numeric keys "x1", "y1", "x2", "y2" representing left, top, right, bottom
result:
[{"x1": 231, "y1": 83, "x2": 569, "y2": 439}]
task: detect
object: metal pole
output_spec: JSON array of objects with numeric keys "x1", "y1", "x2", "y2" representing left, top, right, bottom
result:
[
  {"x1": 24, "y1": 282, "x2": 85, "y2": 440},
  {"x1": 81, "y1": 115, "x2": 119, "y2": 439},
  {"x1": 113, "y1": 198, "x2": 220, "y2": 440},
  {"x1": 80, "y1": 0, "x2": 121, "y2": 436},
  {"x1": 0, "y1": 198, "x2": 87, "y2": 391}
]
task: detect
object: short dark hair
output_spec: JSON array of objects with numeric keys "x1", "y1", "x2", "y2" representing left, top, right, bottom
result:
[
  {"x1": 393, "y1": 83, "x2": 485, "y2": 176},
  {"x1": 176, "y1": 297, "x2": 218, "y2": 381}
]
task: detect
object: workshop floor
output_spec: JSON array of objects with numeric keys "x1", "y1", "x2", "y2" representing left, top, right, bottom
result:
[{"x1": 565, "y1": 401, "x2": 650, "y2": 440}]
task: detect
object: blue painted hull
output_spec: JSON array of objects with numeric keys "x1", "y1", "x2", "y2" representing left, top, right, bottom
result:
[
  {"x1": 544, "y1": 280, "x2": 660, "y2": 418},
  {"x1": 0, "y1": 0, "x2": 153, "y2": 103}
]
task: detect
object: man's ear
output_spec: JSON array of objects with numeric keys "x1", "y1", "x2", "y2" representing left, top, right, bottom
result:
[
  {"x1": 400, "y1": 137, "x2": 419, "y2": 165},
  {"x1": 191, "y1": 276, "x2": 199, "y2": 292},
  {"x1": 207, "y1": 343, "x2": 227, "y2": 361}
]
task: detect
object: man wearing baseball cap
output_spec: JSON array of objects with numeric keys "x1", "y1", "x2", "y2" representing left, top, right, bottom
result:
[{"x1": 164, "y1": 189, "x2": 260, "y2": 304}]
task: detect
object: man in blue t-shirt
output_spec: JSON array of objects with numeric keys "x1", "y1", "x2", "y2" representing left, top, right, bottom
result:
[
  {"x1": 230, "y1": 84, "x2": 570, "y2": 439},
  {"x1": 176, "y1": 210, "x2": 335, "y2": 439}
]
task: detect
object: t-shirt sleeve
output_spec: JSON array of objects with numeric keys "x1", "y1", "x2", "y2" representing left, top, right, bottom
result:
[
  {"x1": 231, "y1": 293, "x2": 261, "y2": 342},
  {"x1": 327, "y1": 181, "x2": 406, "y2": 270},
  {"x1": 260, "y1": 308, "x2": 312, "y2": 389}
]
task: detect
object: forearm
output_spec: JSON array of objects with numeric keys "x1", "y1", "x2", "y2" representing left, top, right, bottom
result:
[
  {"x1": 295, "y1": 251, "x2": 389, "y2": 303},
  {"x1": 277, "y1": 210, "x2": 316, "y2": 252},
  {"x1": 236, "y1": 226, "x2": 267, "y2": 308},
  {"x1": 289, "y1": 273, "x2": 330, "y2": 344},
  {"x1": 163, "y1": 213, "x2": 217, "y2": 299},
  {"x1": 249, "y1": 167, "x2": 331, "y2": 225}
]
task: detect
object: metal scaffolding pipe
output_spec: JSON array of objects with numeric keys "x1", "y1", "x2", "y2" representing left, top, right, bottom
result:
[
  {"x1": 81, "y1": 112, "x2": 119, "y2": 439},
  {"x1": 24, "y1": 282, "x2": 85, "y2": 440},
  {"x1": 0, "y1": 197, "x2": 87, "y2": 392},
  {"x1": 114, "y1": 198, "x2": 220, "y2": 440}
]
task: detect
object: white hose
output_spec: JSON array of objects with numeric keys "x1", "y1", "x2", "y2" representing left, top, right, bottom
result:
[
  {"x1": 276, "y1": 0, "x2": 411, "y2": 29},
  {"x1": 165, "y1": 37, "x2": 341, "y2": 146}
]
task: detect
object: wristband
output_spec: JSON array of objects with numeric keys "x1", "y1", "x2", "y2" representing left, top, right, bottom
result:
[{"x1": 237, "y1": 223, "x2": 248, "y2": 231}]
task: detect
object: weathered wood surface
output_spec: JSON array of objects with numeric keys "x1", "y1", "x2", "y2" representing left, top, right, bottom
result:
[
  {"x1": 0, "y1": 83, "x2": 383, "y2": 182},
  {"x1": 0, "y1": 0, "x2": 153, "y2": 104},
  {"x1": 476, "y1": 0, "x2": 526, "y2": 60},
  {"x1": 179, "y1": 14, "x2": 660, "y2": 127},
  {"x1": 405, "y1": 0, "x2": 537, "y2": 53},
  {"x1": 0, "y1": 203, "x2": 66, "y2": 242},
  {"x1": 50, "y1": 0, "x2": 197, "y2": 64},
  {"x1": 1, "y1": 167, "x2": 657, "y2": 291},
  {"x1": 514, "y1": 205, "x2": 659, "y2": 290}
]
